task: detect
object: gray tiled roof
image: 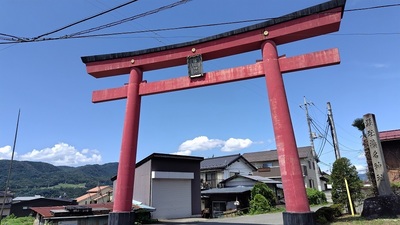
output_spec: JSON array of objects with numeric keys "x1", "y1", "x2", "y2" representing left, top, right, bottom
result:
[
  {"x1": 200, "y1": 154, "x2": 241, "y2": 170},
  {"x1": 242, "y1": 146, "x2": 311, "y2": 163},
  {"x1": 201, "y1": 186, "x2": 252, "y2": 194}
]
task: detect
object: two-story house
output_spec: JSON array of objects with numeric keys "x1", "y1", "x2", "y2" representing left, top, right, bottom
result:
[
  {"x1": 75, "y1": 186, "x2": 112, "y2": 205},
  {"x1": 200, "y1": 154, "x2": 257, "y2": 189},
  {"x1": 243, "y1": 146, "x2": 326, "y2": 190}
]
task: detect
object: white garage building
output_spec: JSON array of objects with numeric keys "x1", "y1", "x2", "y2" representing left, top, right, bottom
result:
[{"x1": 112, "y1": 153, "x2": 203, "y2": 219}]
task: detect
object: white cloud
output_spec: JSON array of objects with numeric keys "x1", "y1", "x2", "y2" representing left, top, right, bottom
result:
[
  {"x1": 18, "y1": 143, "x2": 102, "y2": 166},
  {"x1": 178, "y1": 136, "x2": 225, "y2": 152},
  {"x1": 0, "y1": 145, "x2": 16, "y2": 159},
  {"x1": 173, "y1": 136, "x2": 253, "y2": 155},
  {"x1": 221, "y1": 138, "x2": 253, "y2": 152},
  {"x1": 171, "y1": 149, "x2": 192, "y2": 156},
  {"x1": 371, "y1": 63, "x2": 389, "y2": 69},
  {"x1": 357, "y1": 152, "x2": 366, "y2": 160},
  {"x1": 355, "y1": 164, "x2": 366, "y2": 173}
]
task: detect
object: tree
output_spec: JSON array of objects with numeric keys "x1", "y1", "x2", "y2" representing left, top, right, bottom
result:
[
  {"x1": 352, "y1": 118, "x2": 378, "y2": 196},
  {"x1": 249, "y1": 194, "x2": 271, "y2": 214},
  {"x1": 251, "y1": 182, "x2": 276, "y2": 206},
  {"x1": 331, "y1": 157, "x2": 363, "y2": 213},
  {"x1": 249, "y1": 182, "x2": 276, "y2": 214}
]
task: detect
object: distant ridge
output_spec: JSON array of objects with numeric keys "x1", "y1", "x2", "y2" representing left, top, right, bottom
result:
[{"x1": 0, "y1": 160, "x2": 118, "y2": 198}]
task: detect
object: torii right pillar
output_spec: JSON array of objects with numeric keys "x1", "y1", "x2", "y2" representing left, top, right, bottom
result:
[{"x1": 263, "y1": 40, "x2": 314, "y2": 224}]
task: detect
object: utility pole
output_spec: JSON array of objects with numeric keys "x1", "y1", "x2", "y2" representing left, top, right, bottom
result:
[
  {"x1": 327, "y1": 102, "x2": 341, "y2": 160},
  {"x1": 301, "y1": 97, "x2": 322, "y2": 191},
  {"x1": 0, "y1": 110, "x2": 20, "y2": 221}
]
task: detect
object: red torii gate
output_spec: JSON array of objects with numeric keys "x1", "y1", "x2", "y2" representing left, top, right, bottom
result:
[{"x1": 81, "y1": 1, "x2": 346, "y2": 224}]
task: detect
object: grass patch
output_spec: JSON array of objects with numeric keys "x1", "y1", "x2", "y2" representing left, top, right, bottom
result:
[
  {"x1": 51, "y1": 183, "x2": 86, "y2": 188},
  {"x1": 331, "y1": 215, "x2": 400, "y2": 225},
  {"x1": 0, "y1": 215, "x2": 34, "y2": 225}
]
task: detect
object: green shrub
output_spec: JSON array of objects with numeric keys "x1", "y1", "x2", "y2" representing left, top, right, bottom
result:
[
  {"x1": 249, "y1": 193, "x2": 271, "y2": 214},
  {"x1": 314, "y1": 204, "x2": 343, "y2": 225},
  {"x1": 391, "y1": 182, "x2": 400, "y2": 195},
  {"x1": 134, "y1": 211, "x2": 157, "y2": 224},
  {"x1": 315, "y1": 211, "x2": 329, "y2": 225},
  {"x1": 306, "y1": 188, "x2": 327, "y2": 205},
  {"x1": 315, "y1": 207, "x2": 335, "y2": 222},
  {"x1": 251, "y1": 182, "x2": 276, "y2": 205},
  {"x1": 0, "y1": 215, "x2": 34, "y2": 225},
  {"x1": 329, "y1": 203, "x2": 343, "y2": 217}
]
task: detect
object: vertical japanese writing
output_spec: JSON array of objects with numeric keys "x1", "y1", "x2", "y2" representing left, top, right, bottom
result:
[{"x1": 363, "y1": 113, "x2": 392, "y2": 195}]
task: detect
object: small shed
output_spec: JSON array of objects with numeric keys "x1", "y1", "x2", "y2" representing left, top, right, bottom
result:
[{"x1": 112, "y1": 153, "x2": 203, "y2": 219}]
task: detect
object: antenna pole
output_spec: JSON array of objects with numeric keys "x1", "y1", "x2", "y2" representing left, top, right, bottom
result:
[
  {"x1": 0, "y1": 109, "x2": 20, "y2": 220},
  {"x1": 301, "y1": 97, "x2": 322, "y2": 191}
]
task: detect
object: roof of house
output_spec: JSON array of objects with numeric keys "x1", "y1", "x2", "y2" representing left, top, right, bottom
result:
[
  {"x1": 136, "y1": 153, "x2": 204, "y2": 168},
  {"x1": 220, "y1": 174, "x2": 282, "y2": 185},
  {"x1": 0, "y1": 191, "x2": 14, "y2": 197},
  {"x1": 111, "y1": 153, "x2": 204, "y2": 181},
  {"x1": 200, "y1": 154, "x2": 256, "y2": 171},
  {"x1": 243, "y1": 146, "x2": 312, "y2": 163},
  {"x1": 31, "y1": 201, "x2": 155, "y2": 219},
  {"x1": 201, "y1": 186, "x2": 253, "y2": 195},
  {"x1": 87, "y1": 186, "x2": 112, "y2": 193},
  {"x1": 13, "y1": 196, "x2": 73, "y2": 204},
  {"x1": 31, "y1": 202, "x2": 114, "y2": 219},
  {"x1": 379, "y1": 129, "x2": 400, "y2": 142},
  {"x1": 81, "y1": 0, "x2": 345, "y2": 63}
]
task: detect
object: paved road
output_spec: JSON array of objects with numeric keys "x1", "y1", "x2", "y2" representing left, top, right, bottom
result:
[{"x1": 151, "y1": 206, "x2": 323, "y2": 225}]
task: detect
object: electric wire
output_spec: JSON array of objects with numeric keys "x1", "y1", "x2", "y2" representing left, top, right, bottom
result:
[
  {"x1": 85, "y1": 0, "x2": 168, "y2": 45},
  {"x1": 1, "y1": 2, "x2": 399, "y2": 45},
  {"x1": 32, "y1": 0, "x2": 139, "y2": 40},
  {"x1": 345, "y1": 3, "x2": 400, "y2": 12},
  {"x1": 65, "y1": 0, "x2": 191, "y2": 38}
]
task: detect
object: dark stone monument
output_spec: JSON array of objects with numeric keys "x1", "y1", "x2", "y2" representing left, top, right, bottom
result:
[{"x1": 361, "y1": 195, "x2": 400, "y2": 219}]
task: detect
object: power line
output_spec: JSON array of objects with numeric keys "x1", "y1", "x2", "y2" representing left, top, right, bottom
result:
[
  {"x1": 32, "y1": 0, "x2": 140, "y2": 40},
  {"x1": 1, "y1": 2, "x2": 399, "y2": 45},
  {"x1": 65, "y1": 0, "x2": 192, "y2": 38},
  {"x1": 344, "y1": 3, "x2": 400, "y2": 12}
]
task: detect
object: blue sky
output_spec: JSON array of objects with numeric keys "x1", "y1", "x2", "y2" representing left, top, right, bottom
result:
[{"x1": 1, "y1": 0, "x2": 399, "y2": 174}]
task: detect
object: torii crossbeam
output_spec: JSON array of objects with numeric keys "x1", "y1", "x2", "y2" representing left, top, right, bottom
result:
[{"x1": 81, "y1": 1, "x2": 346, "y2": 224}]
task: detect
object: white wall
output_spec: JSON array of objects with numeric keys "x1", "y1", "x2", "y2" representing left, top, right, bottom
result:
[
  {"x1": 133, "y1": 160, "x2": 152, "y2": 205},
  {"x1": 223, "y1": 159, "x2": 254, "y2": 179}
]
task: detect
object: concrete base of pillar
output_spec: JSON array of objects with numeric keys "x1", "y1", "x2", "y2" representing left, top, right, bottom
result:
[
  {"x1": 108, "y1": 212, "x2": 134, "y2": 225},
  {"x1": 283, "y1": 211, "x2": 315, "y2": 225}
]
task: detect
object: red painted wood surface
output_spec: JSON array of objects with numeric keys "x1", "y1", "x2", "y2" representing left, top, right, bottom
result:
[
  {"x1": 92, "y1": 48, "x2": 340, "y2": 102},
  {"x1": 113, "y1": 68, "x2": 142, "y2": 212},
  {"x1": 262, "y1": 40, "x2": 310, "y2": 213},
  {"x1": 85, "y1": 8, "x2": 342, "y2": 78}
]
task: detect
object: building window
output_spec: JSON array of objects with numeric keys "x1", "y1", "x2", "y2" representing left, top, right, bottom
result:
[
  {"x1": 262, "y1": 162, "x2": 272, "y2": 168},
  {"x1": 308, "y1": 161, "x2": 312, "y2": 169},
  {"x1": 212, "y1": 201, "x2": 226, "y2": 218},
  {"x1": 309, "y1": 179, "x2": 314, "y2": 188},
  {"x1": 302, "y1": 165, "x2": 308, "y2": 176}
]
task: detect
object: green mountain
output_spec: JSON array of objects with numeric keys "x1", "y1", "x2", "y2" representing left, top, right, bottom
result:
[{"x1": 0, "y1": 160, "x2": 118, "y2": 198}]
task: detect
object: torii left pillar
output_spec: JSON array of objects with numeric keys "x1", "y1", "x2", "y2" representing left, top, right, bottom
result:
[{"x1": 108, "y1": 68, "x2": 142, "y2": 225}]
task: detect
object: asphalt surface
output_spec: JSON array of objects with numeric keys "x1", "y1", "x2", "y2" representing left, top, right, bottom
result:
[{"x1": 151, "y1": 206, "x2": 323, "y2": 225}]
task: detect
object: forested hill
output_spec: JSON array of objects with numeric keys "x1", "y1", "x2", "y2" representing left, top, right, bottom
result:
[{"x1": 0, "y1": 160, "x2": 118, "y2": 198}]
